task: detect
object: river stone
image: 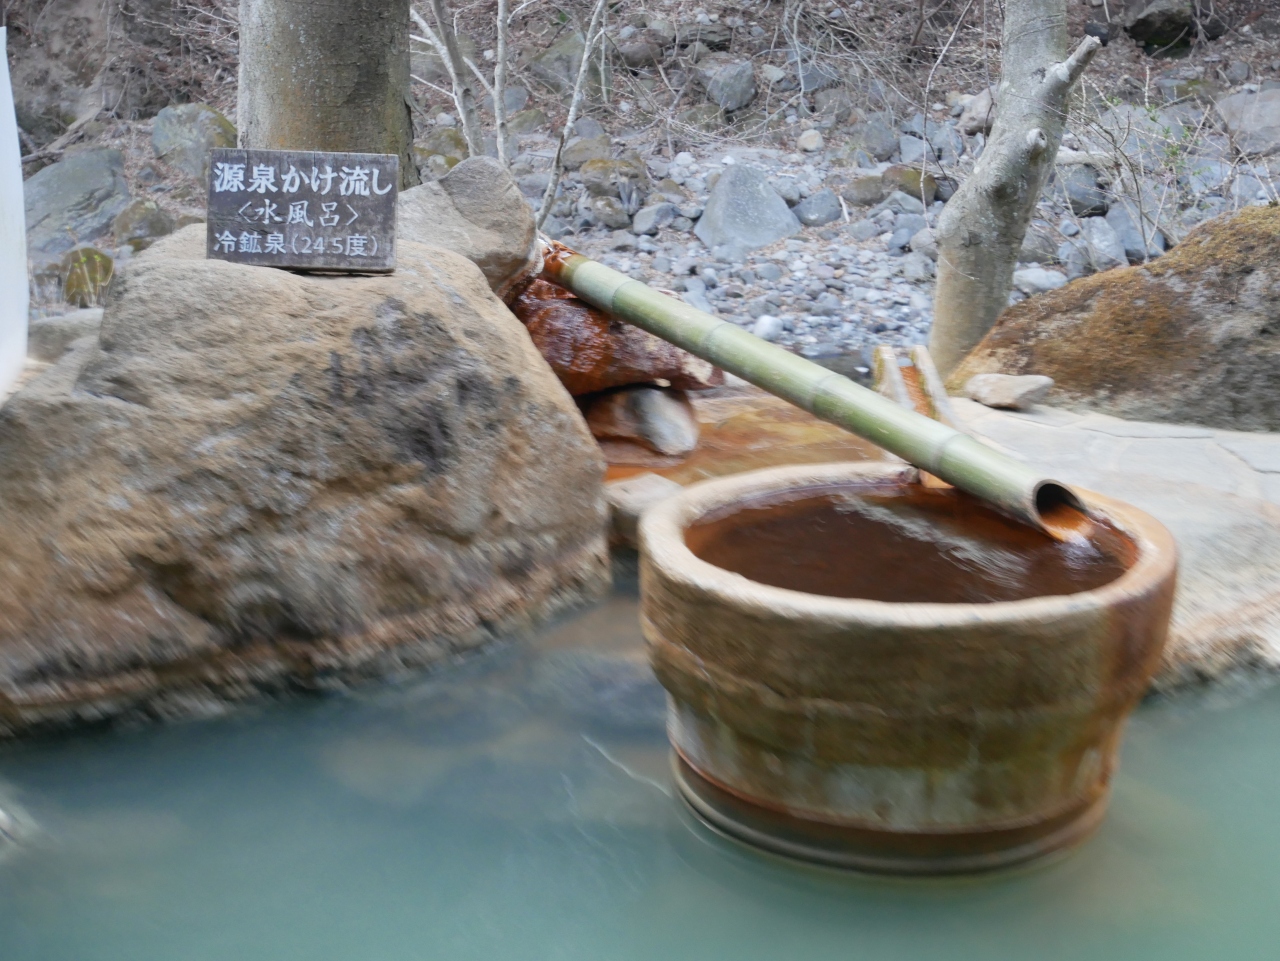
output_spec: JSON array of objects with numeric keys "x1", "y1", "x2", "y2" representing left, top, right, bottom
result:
[
  {"x1": 1020, "y1": 222, "x2": 1060, "y2": 264},
  {"x1": 590, "y1": 196, "x2": 632, "y2": 229},
  {"x1": 151, "y1": 103, "x2": 236, "y2": 181},
  {"x1": 706, "y1": 62, "x2": 756, "y2": 112},
  {"x1": 0, "y1": 229, "x2": 609, "y2": 736},
  {"x1": 506, "y1": 108, "x2": 548, "y2": 134},
  {"x1": 482, "y1": 84, "x2": 529, "y2": 115},
  {"x1": 1055, "y1": 164, "x2": 1107, "y2": 217},
  {"x1": 898, "y1": 134, "x2": 935, "y2": 165},
  {"x1": 846, "y1": 119, "x2": 898, "y2": 162},
  {"x1": 562, "y1": 134, "x2": 611, "y2": 170},
  {"x1": 1012, "y1": 267, "x2": 1068, "y2": 295},
  {"x1": 958, "y1": 86, "x2": 997, "y2": 135},
  {"x1": 815, "y1": 87, "x2": 855, "y2": 125},
  {"x1": 583, "y1": 386, "x2": 700, "y2": 456},
  {"x1": 579, "y1": 156, "x2": 648, "y2": 198},
  {"x1": 841, "y1": 172, "x2": 886, "y2": 207},
  {"x1": 793, "y1": 188, "x2": 841, "y2": 227},
  {"x1": 796, "y1": 129, "x2": 825, "y2": 153},
  {"x1": 676, "y1": 104, "x2": 724, "y2": 131},
  {"x1": 910, "y1": 227, "x2": 938, "y2": 260},
  {"x1": 113, "y1": 198, "x2": 175, "y2": 251},
  {"x1": 1081, "y1": 216, "x2": 1126, "y2": 271},
  {"x1": 24, "y1": 148, "x2": 131, "y2": 265},
  {"x1": 695, "y1": 163, "x2": 801, "y2": 252},
  {"x1": 846, "y1": 219, "x2": 881, "y2": 242},
  {"x1": 413, "y1": 128, "x2": 469, "y2": 173},
  {"x1": 950, "y1": 206, "x2": 1280, "y2": 431},
  {"x1": 397, "y1": 157, "x2": 540, "y2": 299},
  {"x1": 528, "y1": 31, "x2": 605, "y2": 97},
  {"x1": 618, "y1": 40, "x2": 663, "y2": 68},
  {"x1": 631, "y1": 202, "x2": 679, "y2": 236},
  {"x1": 964, "y1": 373, "x2": 1054, "y2": 410},
  {"x1": 1214, "y1": 90, "x2": 1280, "y2": 157},
  {"x1": 1122, "y1": 0, "x2": 1197, "y2": 46},
  {"x1": 881, "y1": 165, "x2": 937, "y2": 204},
  {"x1": 1106, "y1": 202, "x2": 1166, "y2": 263}
]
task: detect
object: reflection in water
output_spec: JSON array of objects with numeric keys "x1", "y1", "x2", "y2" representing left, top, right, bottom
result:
[{"x1": 0, "y1": 572, "x2": 1277, "y2": 961}]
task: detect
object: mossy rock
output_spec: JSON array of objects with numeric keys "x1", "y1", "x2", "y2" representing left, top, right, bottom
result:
[
  {"x1": 950, "y1": 206, "x2": 1280, "y2": 431},
  {"x1": 413, "y1": 128, "x2": 469, "y2": 168},
  {"x1": 881, "y1": 165, "x2": 937, "y2": 204},
  {"x1": 507, "y1": 109, "x2": 548, "y2": 134},
  {"x1": 151, "y1": 104, "x2": 236, "y2": 181},
  {"x1": 61, "y1": 246, "x2": 114, "y2": 308},
  {"x1": 113, "y1": 198, "x2": 176, "y2": 252}
]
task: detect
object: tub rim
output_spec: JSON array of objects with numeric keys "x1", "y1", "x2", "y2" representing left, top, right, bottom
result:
[{"x1": 639, "y1": 461, "x2": 1178, "y2": 628}]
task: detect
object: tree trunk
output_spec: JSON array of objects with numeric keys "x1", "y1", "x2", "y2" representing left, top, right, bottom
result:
[
  {"x1": 929, "y1": 2, "x2": 1100, "y2": 376},
  {"x1": 238, "y1": 0, "x2": 420, "y2": 188}
]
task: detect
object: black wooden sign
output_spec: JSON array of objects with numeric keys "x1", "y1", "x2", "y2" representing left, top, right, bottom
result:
[{"x1": 206, "y1": 148, "x2": 397, "y2": 272}]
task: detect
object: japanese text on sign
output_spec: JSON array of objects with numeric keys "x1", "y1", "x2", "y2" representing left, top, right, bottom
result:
[{"x1": 205, "y1": 148, "x2": 397, "y2": 273}]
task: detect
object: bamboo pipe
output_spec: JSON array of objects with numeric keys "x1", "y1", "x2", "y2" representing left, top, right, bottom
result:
[{"x1": 541, "y1": 241, "x2": 1088, "y2": 536}]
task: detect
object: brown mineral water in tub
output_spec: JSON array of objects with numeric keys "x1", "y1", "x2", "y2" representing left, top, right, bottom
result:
[{"x1": 684, "y1": 485, "x2": 1133, "y2": 604}]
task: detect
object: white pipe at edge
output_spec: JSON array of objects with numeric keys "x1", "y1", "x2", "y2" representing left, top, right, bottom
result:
[{"x1": 0, "y1": 28, "x2": 28, "y2": 395}]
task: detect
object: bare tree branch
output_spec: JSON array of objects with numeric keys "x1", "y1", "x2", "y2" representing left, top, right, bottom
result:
[
  {"x1": 494, "y1": 0, "x2": 510, "y2": 166},
  {"x1": 535, "y1": 0, "x2": 607, "y2": 229},
  {"x1": 418, "y1": 0, "x2": 483, "y2": 157}
]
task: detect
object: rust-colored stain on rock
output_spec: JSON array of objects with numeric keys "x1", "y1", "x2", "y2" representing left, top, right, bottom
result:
[
  {"x1": 603, "y1": 388, "x2": 882, "y2": 479},
  {"x1": 951, "y1": 206, "x2": 1280, "y2": 431},
  {"x1": 509, "y1": 278, "x2": 724, "y2": 396}
]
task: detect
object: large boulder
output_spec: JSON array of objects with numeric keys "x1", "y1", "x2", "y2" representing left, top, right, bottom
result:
[
  {"x1": 24, "y1": 148, "x2": 131, "y2": 265},
  {"x1": 0, "y1": 227, "x2": 608, "y2": 736},
  {"x1": 151, "y1": 103, "x2": 237, "y2": 181},
  {"x1": 1215, "y1": 89, "x2": 1280, "y2": 157},
  {"x1": 705, "y1": 62, "x2": 756, "y2": 112},
  {"x1": 397, "y1": 157, "x2": 540, "y2": 298},
  {"x1": 1123, "y1": 0, "x2": 1194, "y2": 45},
  {"x1": 845, "y1": 119, "x2": 898, "y2": 162},
  {"x1": 950, "y1": 207, "x2": 1280, "y2": 431},
  {"x1": 694, "y1": 163, "x2": 801, "y2": 252}
]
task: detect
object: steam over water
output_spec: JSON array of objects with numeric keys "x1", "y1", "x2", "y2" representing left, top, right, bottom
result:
[{"x1": 0, "y1": 569, "x2": 1277, "y2": 961}]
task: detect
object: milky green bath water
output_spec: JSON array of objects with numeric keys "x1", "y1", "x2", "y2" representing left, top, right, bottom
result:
[{"x1": 1, "y1": 571, "x2": 1278, "y2": 961}]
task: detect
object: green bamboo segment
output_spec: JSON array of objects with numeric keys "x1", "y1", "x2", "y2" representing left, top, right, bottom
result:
[{"x1": 544, "y1": 249, "x2": 1084, "y2": 532}]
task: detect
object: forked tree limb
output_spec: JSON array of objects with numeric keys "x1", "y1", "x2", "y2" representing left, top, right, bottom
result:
[
  {"x1": 414, "y1": 1, "x2": 484, "y2": 157},
  {"x1": 535, "y1": 0, "x2": 608, "y2": 229},
  {"x1": 929, "y1": 0, "x2": 1102, "y2": 377}
]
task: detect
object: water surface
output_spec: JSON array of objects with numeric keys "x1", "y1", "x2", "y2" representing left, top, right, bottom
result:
[{"x1": 0, "y1": 571, "x2": 1277, "y2": 961}]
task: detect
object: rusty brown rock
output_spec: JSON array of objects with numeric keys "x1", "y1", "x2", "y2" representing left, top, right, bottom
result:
[
  {"x1": 641, "y1": 462, "x2": 1177, "y2": 873},
  {"x1": 509, "y1": 278, "x2": 724, "y2": 396},
  {"x1": 951, "y1": 206, "x2": 1280, "y2": 431},
  {"x1": 0, "y1": 226, "x2": 608, "y2": 737}
]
